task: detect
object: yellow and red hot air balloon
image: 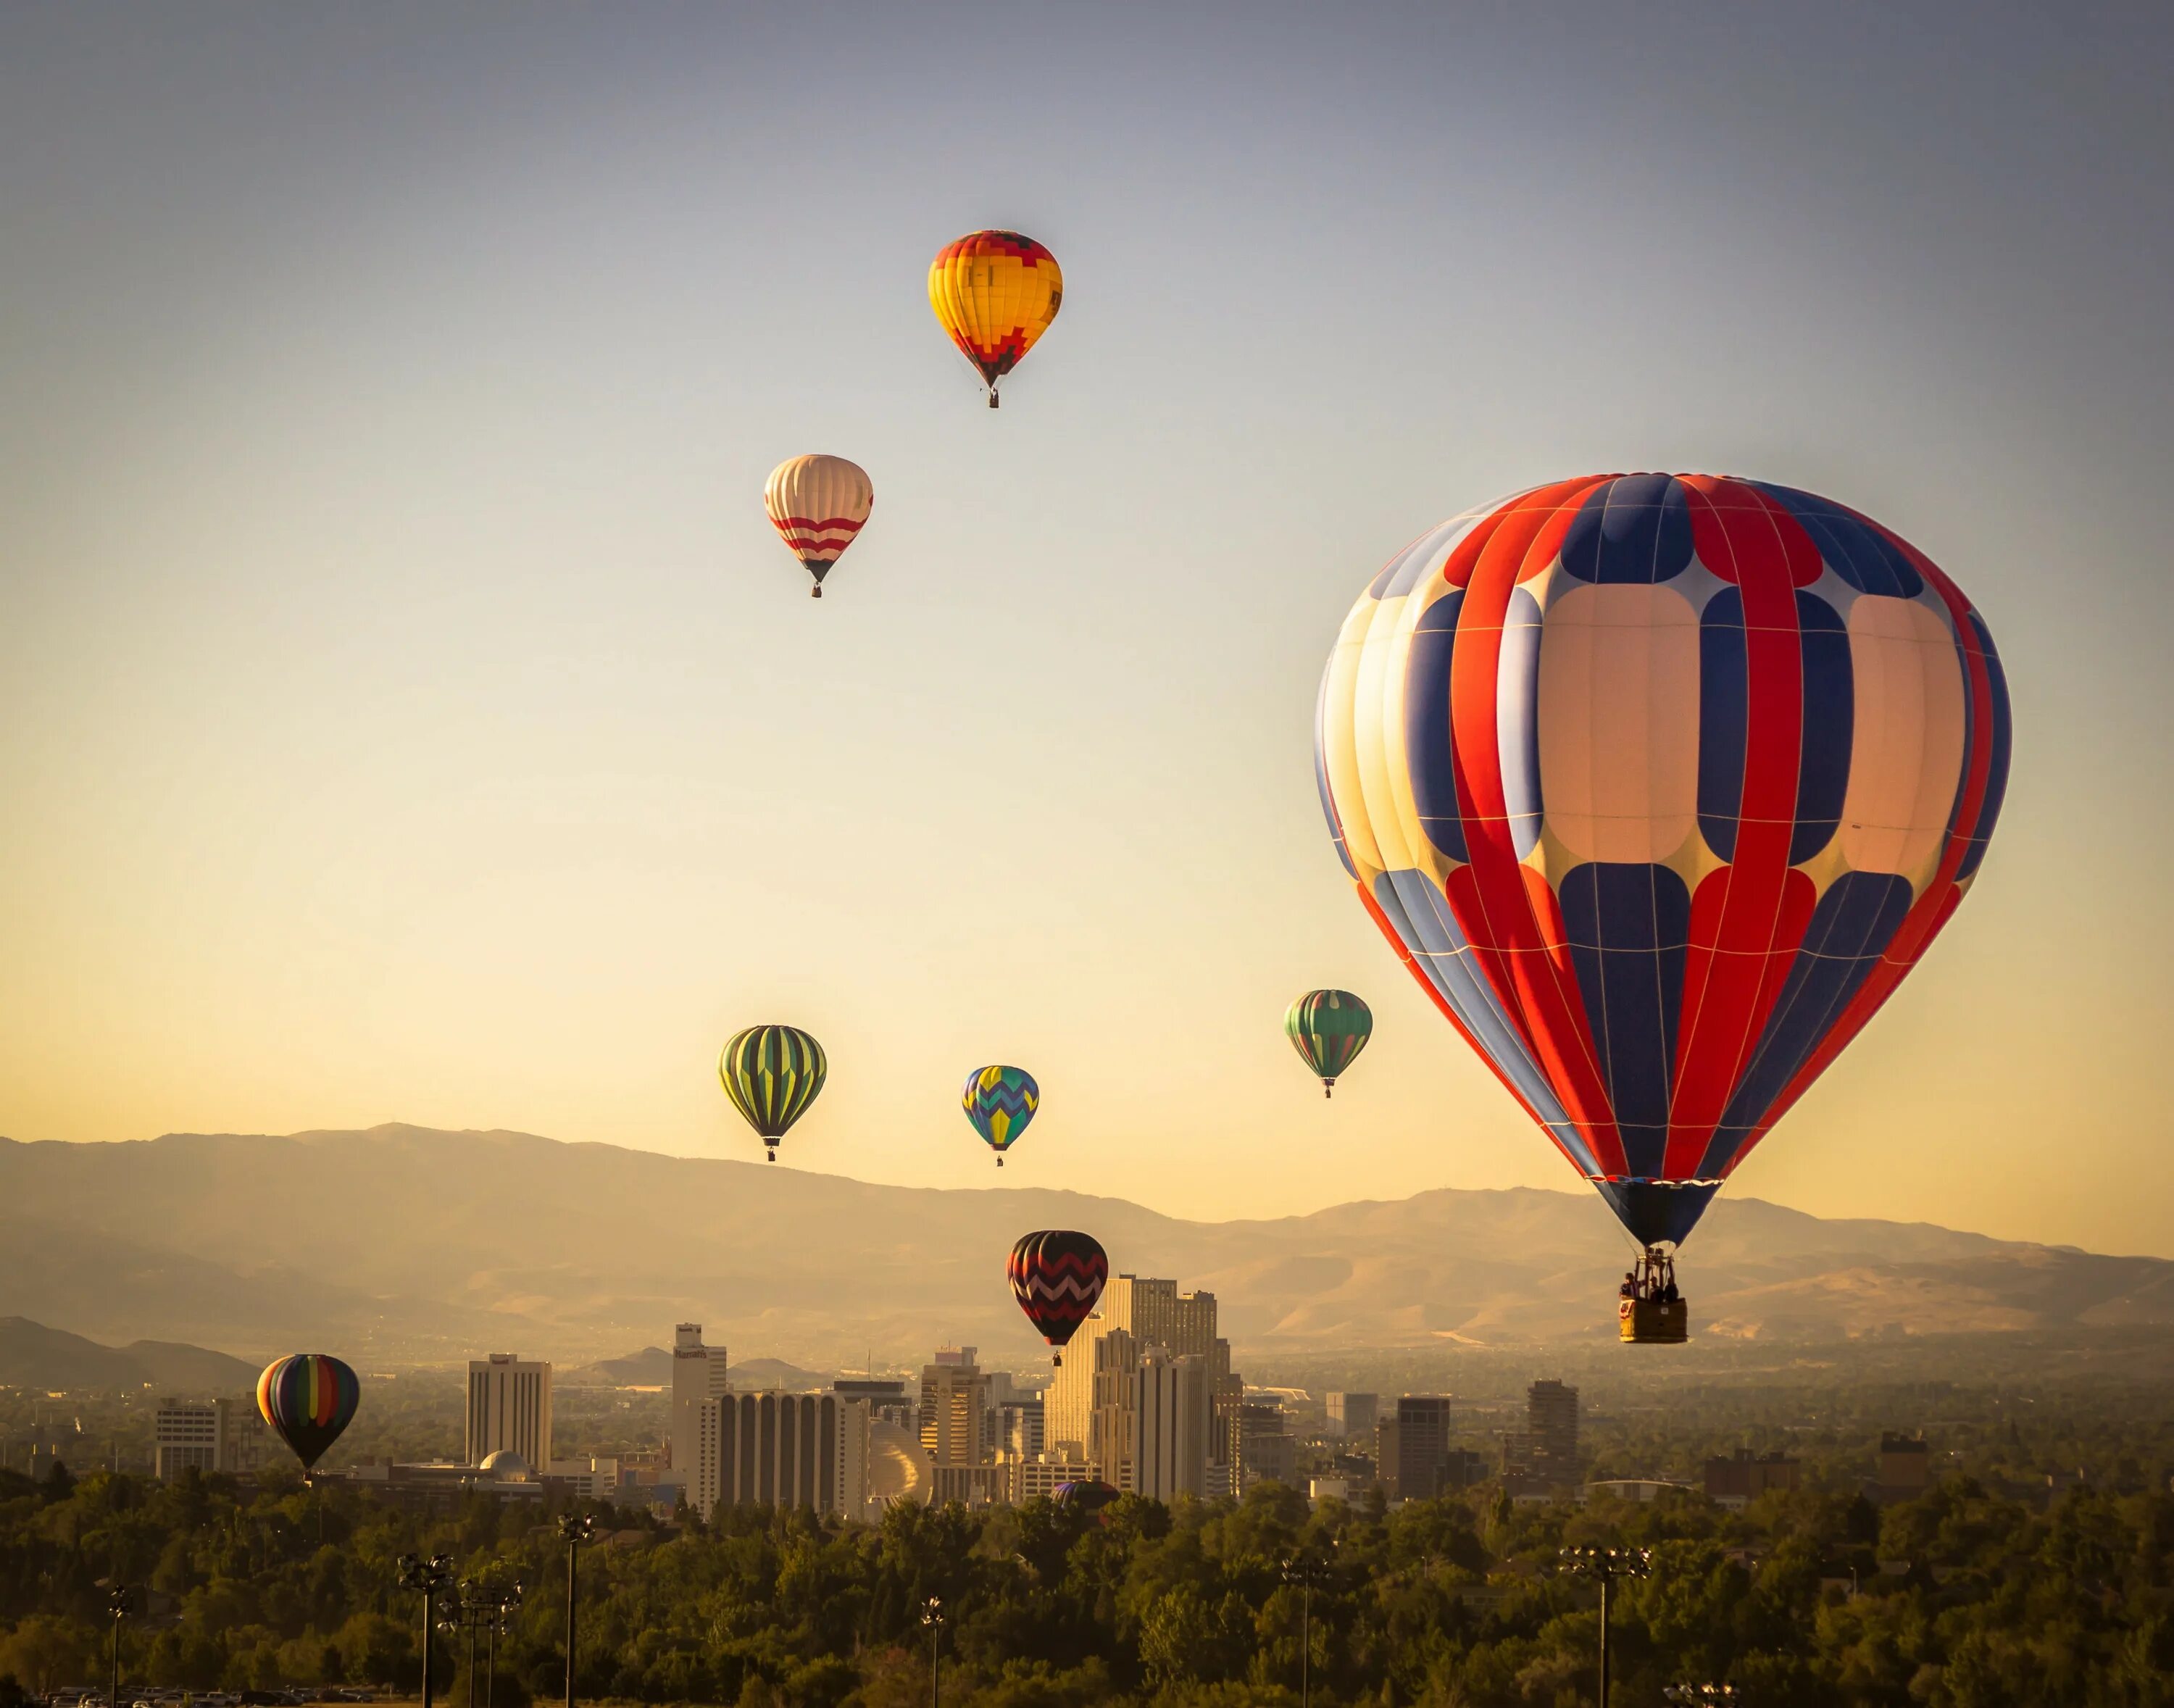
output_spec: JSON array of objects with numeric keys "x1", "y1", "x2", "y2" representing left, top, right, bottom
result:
[
  {"x1": 928, "y1": 230, "x2": 1062, "y2": 408},
  {"x1": 764, "y1": 454, "x2": 872, "y2": 598}
]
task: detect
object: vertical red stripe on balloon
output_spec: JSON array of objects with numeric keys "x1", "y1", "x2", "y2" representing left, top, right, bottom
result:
[
  {"x1": 1664, "y1": 480, "x2": 1811, "y2": 1175},
  {"x1": 1354, "y1": 878, "x2": 1604, "y2": 1178},
  {"x1": 1732, "y1": 518, "x2": 1998, "y2": 1162},
  {"x1": 1446, "y1": 477, "x2": 1625, "y2": 1174}
]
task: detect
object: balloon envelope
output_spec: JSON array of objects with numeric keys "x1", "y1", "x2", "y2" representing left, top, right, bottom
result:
[
  {"x1": 1286, "y1": 989, "x2": 1373, "y2": 1094},
  {"x1": 963, "y1": 1065, "x2": 1039, "y2": 1157},
  {"x1": 1315, "y1": 474, "x2": 2010, "y2": 1249},
  {"x1": 720, "y1": 1024, "x2": 828, "y2": 1158},
  {"x1": 764, "y1": 454, "x2": 872, "y2": 597},
  {"x1": 1008, "y1": 1230, "x2": 1107, "y2": 1349},
  {"x1": 1053, "y1": 1478, "x2": 1120, "y2": 1516},
  {"x1": 256, "y1": 1353, "x2": 360, "y2": 1472},
  {"x1": 928, "y1": 231, "x2": 1062, "y2": 402}
]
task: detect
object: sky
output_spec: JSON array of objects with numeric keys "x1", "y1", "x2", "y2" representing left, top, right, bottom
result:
[{"x1": 3, "y1": 3, "x2": 2171, "y2": 1257}]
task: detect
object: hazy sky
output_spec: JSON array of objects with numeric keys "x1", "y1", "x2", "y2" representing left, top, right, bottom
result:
[{"x1": 4, "y1": 4, "x2": 2170, "y2": 1257}]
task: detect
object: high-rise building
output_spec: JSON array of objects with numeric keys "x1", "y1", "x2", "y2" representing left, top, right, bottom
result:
[
  {"x1": 1373, "y1": 1417, "x2": 1402, "y2": 1499},
  {"x1": 1088, "y1": 1328, "x2": 1139, "y2": 1489},
  {"x1": 670, "y1": 1325, "x2": 730, "y2": 1474},
  {"x1": 835, "y1": 1378, "x2": 915, "y2": 1434},
  {"x1": 1046, "y1": 1276, "x2": 1227, "y2": 1455},
  {"x1": 1704, "y1": 1449, "x2": 1800, "y2": 1509},
  {"x1": 1003, "y1": 1449, "x2": 1103, "y2": 1505},
  {"x1": 153, "y1": 1398, "x2": 263, "y2": 1480},
  {"x1": 1134, "y1": 1349, "x2": 1213, "y2": 1500},
  {"x1": 1392, "y1": 1396, "x2": 1454, "y2": 1500},
  {"x1": 696, "y1": 1392, "x2": 869, "y2": 1520},
  {"x1": 996, "y1": 1398, "x2": 1045, "y2": 1459},
  {"x1": 1505, "y1": 1380, "x2": 1579, "y2": 1490},
  {"x1": 1326, "y1": 1392, "x2": 1379, "y2": 1442},
  {"x1": 466, "y1": 1354, "x2": 552, "y2": 1467},
  {"x1": 1231, "y1": 1400, "x2": 1292, "y2": 1491},
  {"x1": 920, "y1": 1351, "x2": 991, "y2": 1467}
]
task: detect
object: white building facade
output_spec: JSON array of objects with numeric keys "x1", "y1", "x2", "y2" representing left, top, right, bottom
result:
[
  {"x1": 466, "y1": 1353, "x2": 553, "y2": 1467},
  {"x1": 695, "y1": 1392, "x2": 870, "y2": 1521},
  {"x1": 154, "y1": 1398, "x2": 263, "y2": 1480},
  {"x1": 669, "y1": 1324, "x2": 730, "y2": 1473}
]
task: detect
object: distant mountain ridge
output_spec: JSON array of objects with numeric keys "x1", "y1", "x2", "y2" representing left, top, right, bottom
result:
[
  {"x1": 0, "y1": 1315, "x2": 261, "y2": 1392},
  {"x1": 0, "y1": 1126, "x2": 2169, "y2": 1365}
]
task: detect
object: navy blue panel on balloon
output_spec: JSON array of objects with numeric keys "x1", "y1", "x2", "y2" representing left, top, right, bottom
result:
[
  {"x1": 1697, "y1": 587, "x2": 1749, "y2": 862},
  {"x1": 1792, "y1": 591, "x2": 1854, "y2": 863},
  {"x1": 1956, "y1": 612, "x2": 2011, "y2": 880},
  {"x1": 1699, "y1": 871, "x2": 1915, "y2": 1175},
  {"x1": 1403, "y1": 588, "x2": 1468, "y2": 862},
  {"x1": 1559, "y1": 474, "x2": 1694, "y2": 584},
  {"x1": 1749, "y1": 483, "x2": 1923, "y2": 598},
  {"x1": 1593, "y1": 1178, "x2": 1722, "y2": 1248},
  {"x1": 1499, "y1": 587, "x2": 1544, "y2": 856},
  {"x1": 1559, "y1": 862, "x2": 1691, "y2": 1179}
]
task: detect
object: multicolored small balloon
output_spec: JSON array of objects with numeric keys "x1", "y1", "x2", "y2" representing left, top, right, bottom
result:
[
  {"x1": 720, "y1": 1024, "x2": 828, "y2": 1160},
  {"x1": 1053, "y1": 1478, "x2": 1120, "y2": 1521},
  {"x1": 1007, "y1": 1229, "x2": 1107, "y2": 1365},
  {"x1": 928, "y1": 230, "x2": 1062, "y2": 408},
  {"x1": 1286, "y1": 989, "x2": 1373, "y2": 1097},
  {"x1": 256, "y1": 1353, "x2": 361, "y2": 1473},
  {"x1": 962, "y1": 1065, "x2": 1039, "y2": 1165}
]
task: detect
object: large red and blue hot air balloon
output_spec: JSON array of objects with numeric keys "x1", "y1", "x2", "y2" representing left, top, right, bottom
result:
[
  {"x1": 257, "y1": 1353, "x2": 361, "y2": 1472},
  {"x1": 1007, "y1": 1230, "x2": 1107, "y2": 1365},
  {"x1": 1315, "y1": 474, "x2": 2010, "y2": 1271}
]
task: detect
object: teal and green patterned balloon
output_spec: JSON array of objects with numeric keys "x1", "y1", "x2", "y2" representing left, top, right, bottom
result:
[
  {"x1": 720, "y1": 1024, "x2": 827, "y2": 1160},
  {"x1": 962, "y1": 1065, "x2": 1039, "y2": 1165},
  {"x1": 1286, "y1": 990, "x2": 1373, "y2": 1098}
]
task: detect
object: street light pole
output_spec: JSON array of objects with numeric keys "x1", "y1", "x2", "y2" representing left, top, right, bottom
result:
[
  {"x1": 1558, "y1": 1546, "x2": 1652, "y2": 1708},
  {"x1": 397, "y1": 1554, "x2": 454, "y2": 1708},
  {"x1": 559, "y1": 1513, "x2": 596, "y2": 1708},
  {"x1": 486, "y1": 1580, "x2": 522, "y2": 1708},
  {"x1": 920, "y1": 1597, "x2": 944, "y2": 1708}
]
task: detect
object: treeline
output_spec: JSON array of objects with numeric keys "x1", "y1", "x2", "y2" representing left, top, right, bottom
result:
[{"x1": 1, "y1": 1462, "x2": 2171, "y2": 1708}]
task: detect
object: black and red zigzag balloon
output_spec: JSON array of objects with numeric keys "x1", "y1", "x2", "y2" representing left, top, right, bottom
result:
[{"x1": 1008, "y1": 1229, "x2": 1108, "y2": 1364}]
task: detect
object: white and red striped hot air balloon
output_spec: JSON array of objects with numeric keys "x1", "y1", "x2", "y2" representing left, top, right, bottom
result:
[{"x1": 763, "y1": 454, "x2": 873, "y2": 598}]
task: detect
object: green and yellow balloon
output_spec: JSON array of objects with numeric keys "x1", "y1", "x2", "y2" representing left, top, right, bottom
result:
[
  {"x1": 720, "y1": 1023, "x2": 827, "y2": 1160},
  {"x1": 962, "y1": 1065, "x2": 1039, "y2": 1166},
  {"x1": 1286, "y1": 990, "x2": 1373, "y2": 1098}
]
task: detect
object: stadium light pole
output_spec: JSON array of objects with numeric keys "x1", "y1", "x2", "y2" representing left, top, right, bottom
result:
[
  {"x1": 397, "y1": 1554, "x2": 454, "y2": 1708},
  {"x1": 920, "y1": 1597, "x2": 944, "y2": 1708},
  {"x1": 1665, "y1": 1687, "x2": 1740, "y2": 1704},
  {"x1": 1559, "y1": 1546, "x2": 1652, "y2": 1708},
  {"x1": 559, "y1": 1513, "x2": 597, "y2": 1708},
  {"x1": 106, "y1": 1582, "x2": 131, "y2": 1708},
  {"x1": 486, "y1": 1580, "x2": 523, "y2": 1708},
  {"x1": 1281, "y1": 1557, "x2": 1332, "y2": 1708}
]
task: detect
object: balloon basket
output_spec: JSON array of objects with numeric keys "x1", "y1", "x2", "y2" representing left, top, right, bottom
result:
[
  {"x1": 988, "y1": 390, "x2": 1000, "y2": 409},
  {"x1": 810, "y1": 585, "x2": 822, "y2": 598},
  {"x1": 1618, "y1": 1249, "x2": 1688, "y2": 1342},
  {"x1": 996, "y1": 1156, "x2": 1004, "y2": 1167}
]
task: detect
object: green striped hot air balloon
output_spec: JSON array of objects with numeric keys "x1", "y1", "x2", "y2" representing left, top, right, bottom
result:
[
  {"x1": 719, "y1": 1024, "x2": 827, "y2": 1160},
  {"x1": 1286, "y1": 989, "x2": 1373, "y2": 1098}
]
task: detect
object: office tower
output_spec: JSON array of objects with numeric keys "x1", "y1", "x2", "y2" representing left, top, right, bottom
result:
[
  {"x1": 1133, "y1": 1349, "x2": 1212, "y2": 1501},
  {"x1": 996, "y1": 1398, "x2": 1046, "y2": 1459},
  {"x1": 835, "y1": 1378, "x2": 915, "y2": 1434},
  {"x1": 153, "y1": 1397, "x2": 263, "y2": 1480},
  {"x1": 920, "y1": 1350, "x2": 991, "y2": 1467},
  {"x1": 1373, "y1": 1417, "x2": 1402, "y2": 1499},
  {"x1": 1326, "y1": 1392, "x2": 1379, "y2": 1441},
  {"x1": 1088, "y1": 1328, "x2": 1138, "y2": 1489},
  {"x1": 1394, "y1": 1396, "x2": 1454, "y2": 1499},
  {"x1": 1231, "y1": 1400, "x2": 1292, "y2": 1491},
  {"x1": 1046, "y1": 1276, "x2": 1225, "y2": 1454},
  {"x1": 466, "y1": 1353, "x2": 553, "y2": 1467},
  {"x1": 670, "y1": 1324, "x2": 730, "y2": 1473},
  {"x1": 695, "y1": 1392, "x2": 868, "y2": 1520},
  {"x1": 1530, "y1": 1379, "x2": 1579, "y2": 1471},
  {"x1": 1704, "y1": 1449, "x2": 1800, "y2": 1509}
]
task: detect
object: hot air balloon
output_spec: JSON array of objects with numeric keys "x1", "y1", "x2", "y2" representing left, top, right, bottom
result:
[
  {"x1": 256, "y1": 1353, "x2": 360, "y2": 1473},
  {"x1": 1315, "y1": 474, "x2": 2010, "y2": 1341},
  {"x1": 720, "y1": 1024, "x2": 827, "y2": 1160},
  {"x1": 1286, "y1": 989, "x2": 1373, "y2": 1097},
  {"x1": 1007, "y1": 1230, "x2": 1107, "y2": 1365},
  {"x1": 963, "y1": 1065, "x2": 1039, "y2": 1165},
  {"x1": 764, "y1": 454, "x2": 872, "y2": 597},
  {"x1": 928, "y1": 230, "x2": 1062, "y2": 408},
  {"x1": 1053, "y1": 1478, "x2": 1121, "y2": 1520}
]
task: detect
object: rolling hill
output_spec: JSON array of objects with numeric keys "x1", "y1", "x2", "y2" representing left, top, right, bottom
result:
[{"x1": 0, "y1": 1126, "x2": 2168, "y2": 1367}]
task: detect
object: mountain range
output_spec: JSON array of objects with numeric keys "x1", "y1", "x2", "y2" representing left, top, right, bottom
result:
[
  {"x1": 0, "y1": 1315, "x2": 261, "y2": 1392},
  {"x1": 1, "y1": 1125, "x2": 2169, "y2": 1367}
]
